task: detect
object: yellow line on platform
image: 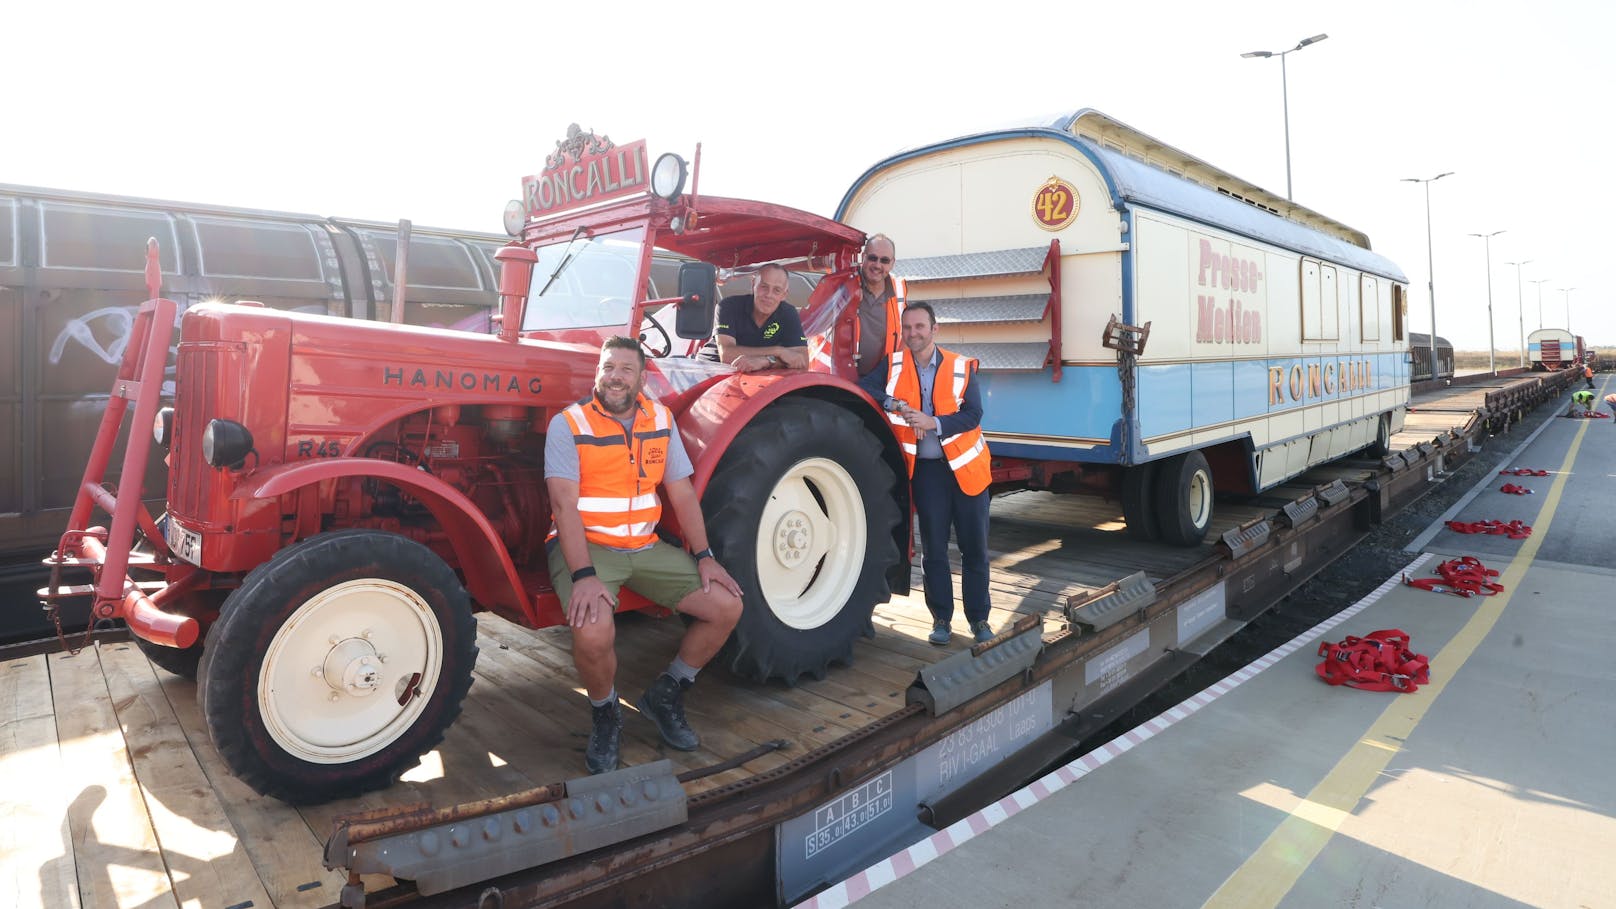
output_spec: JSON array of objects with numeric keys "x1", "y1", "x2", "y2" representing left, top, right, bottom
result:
[{"x1": 1200, "y1": 414, "x2": 1590, "y2": 909}]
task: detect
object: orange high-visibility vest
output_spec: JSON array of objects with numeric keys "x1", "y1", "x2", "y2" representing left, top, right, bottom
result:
[
  {"x1": 555, "y1": 394, "x2": 672, "y2": 550},
  {"x1": 804, "y1": 269, "x2": 905, "y2": 371},
  {"x1": 884, "y1": 346, "x2": 992, "y2": 496}
]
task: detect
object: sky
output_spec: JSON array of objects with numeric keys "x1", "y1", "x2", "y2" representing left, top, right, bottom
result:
[{"x1": 7, "y1": 0, "x2": 1613, "y2": 352}]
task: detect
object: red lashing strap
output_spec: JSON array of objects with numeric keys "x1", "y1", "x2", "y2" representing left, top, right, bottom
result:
[
  {"x1": 1569, "y1": 411, "x2": 1610, "y2": 419},
  {"x1": 1316, "y1": 629, "x2": 1430, "y2": 693},
  {"x1": 1404, "y1": 556, "x2": 1504, "y2": 597},
  {"x1": 1498, "y1": 483, "x2": 1535, "y2": 495},
  {"x1": 1498, "y1": 467, "x2": 1549, "y2": 476},
  {"x1": 1445, "y1": 519, "x2": 1532, "y2": 539}
]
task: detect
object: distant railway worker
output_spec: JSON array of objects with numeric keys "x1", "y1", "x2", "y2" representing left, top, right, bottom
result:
[
  {"x1": 545, "y1": 337, "x2": 744, "y2": 773},
  {"x1": 1569, "y1": 389, "x2": 1597, "y2": 416},
  {"x1": 714, "y1": 263, "x2": 808, "y2": 372},
  {"x1": 860, "y1": 302, "x2": 995, "y2": 646},
  {"x1": 1584, "y1": 362, "x2": 1595, "y2": 389}
]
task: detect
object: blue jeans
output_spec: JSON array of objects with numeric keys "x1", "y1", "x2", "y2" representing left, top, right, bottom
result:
[{"x1": 911, "y1": 458, "x2": 990, "y2": 624}]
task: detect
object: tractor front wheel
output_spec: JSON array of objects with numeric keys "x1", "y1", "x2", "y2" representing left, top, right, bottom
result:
[{"x1": 197, "y1": 530, "x2": 477, "y2": 804}]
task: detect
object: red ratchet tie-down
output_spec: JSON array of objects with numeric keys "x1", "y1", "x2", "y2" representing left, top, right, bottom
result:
[
  {"x1": 1498, "y1": 467, "x2": 1549, "y2": 476},
  {"x1": 1404, "y1": 556, "x2": 1505, "y2": 598},
  {"x1": 1446, "y1": 519, "x2": 1533, "y2": 538},
  {"x1": 1316, "y1": 629, "x2": 1430, "y2": 693},
  {"x1": 1498, "y1": 483, "x2": 1534, "y2": 495}
]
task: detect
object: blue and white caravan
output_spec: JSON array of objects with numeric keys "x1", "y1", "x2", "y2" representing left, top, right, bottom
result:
[{"x1": 838, "y1": 109, "x2": 1410, "y2": 545}]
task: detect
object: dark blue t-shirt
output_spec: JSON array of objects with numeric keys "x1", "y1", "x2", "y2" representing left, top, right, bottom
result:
[{"x1": 714, "y1": 295, "x2": 807, "y2": 350}]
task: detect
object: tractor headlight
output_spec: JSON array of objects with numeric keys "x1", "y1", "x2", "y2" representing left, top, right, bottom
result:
[
  {"x1": 651, "y1": 153, "x2": 687, "y2": 202},
  {"x1": 503, "y1": 199, "x2": 526, "y2": 237},
  {"x1": 201, "y1": 419, "x2": 254, "y2": 470}
]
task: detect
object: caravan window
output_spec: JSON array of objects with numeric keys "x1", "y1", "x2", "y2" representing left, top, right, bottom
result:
[
  {"x1": 1360, "y1": 275, "x2": 1381, "y2": 341},
  {"x1": 1300, "y1": 258, "x2": 1339, "y2": 341}
]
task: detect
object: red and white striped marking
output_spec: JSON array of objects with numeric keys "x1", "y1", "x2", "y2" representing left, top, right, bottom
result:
[{"x1": 795, "y1": 554, "x2": 1432, "y2": 909}]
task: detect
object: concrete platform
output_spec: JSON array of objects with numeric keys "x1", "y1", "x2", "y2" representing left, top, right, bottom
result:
[{"x1": 804, "y1": 380, "x2": 1616, "y2": 909}]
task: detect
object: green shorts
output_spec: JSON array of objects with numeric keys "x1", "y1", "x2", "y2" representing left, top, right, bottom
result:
[{"x1": 547, "y1": 539, "x2": 704, "y2": 616}]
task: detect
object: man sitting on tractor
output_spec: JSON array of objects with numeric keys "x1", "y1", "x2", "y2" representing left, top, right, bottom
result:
[{"x1": 545, "y1": 337, "x2": 744, "y2": 773}]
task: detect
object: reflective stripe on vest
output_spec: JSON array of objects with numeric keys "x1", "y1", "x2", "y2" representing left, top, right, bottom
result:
[
  {"x1": 557, "y1": 395, "x2": 672, "y2": 549},
  {"x1": 884, "y1": 346, "x2": 992, "y2": 496}
]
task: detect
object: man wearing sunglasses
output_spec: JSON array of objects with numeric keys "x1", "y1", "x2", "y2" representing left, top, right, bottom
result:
[
  {"x1": 802, "y1": 234, "x2": 908, "y2": 377},
  {"x1": 853, "y1": 235, "x2": 905, "y2": 377}
]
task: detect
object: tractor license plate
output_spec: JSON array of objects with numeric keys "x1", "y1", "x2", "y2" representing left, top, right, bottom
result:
[{"x1": 165, "y1": 518, "x2": 202, "y2": 566}]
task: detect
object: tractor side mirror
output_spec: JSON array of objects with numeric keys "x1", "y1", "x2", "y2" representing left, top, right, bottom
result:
[{"x1": 674, "y1": 261, "x2": 718, "y2": 339}]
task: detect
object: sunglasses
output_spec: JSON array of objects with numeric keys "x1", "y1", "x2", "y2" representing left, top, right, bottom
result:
[{"x1": 864, "y1": 253, "x2": 893, "y2": 265}]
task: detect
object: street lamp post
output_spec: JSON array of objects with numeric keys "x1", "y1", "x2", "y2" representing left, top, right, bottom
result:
[
  {"x1": 1242, "y1": 33, "x2": 1329, "y2": 200},
  {"x1": 1403, "y1": 173, "x2": 1453, "y2": 379},
  {"x1": 1529, "y1": 278, "x2": 1550, "y2": 330},
  {"x1": 1468, "y1": 230, "x2": 1505, "y2": 376},
  {"x1": 1506, "y1": 259, "x2": 1531, "y2": 369},
  {"x1": 1560, "y1": 287, "x2": 1576, "y2": 335}
]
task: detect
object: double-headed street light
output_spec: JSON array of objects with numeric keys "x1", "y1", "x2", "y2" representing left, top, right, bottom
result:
[
  {"x1": 1403, "y1": 173, "x2": 1453, "y2": 379},
  {"x1": 1506, "y1": 259, "x2": 1532, "y2": 368},
  {"x1": 1529, "y1": 278, "x2": 1550, "y2": 330},
  {"x1": 1468, "y1": 230, "x2": 1505, "y2": 376},
  {"x1": 1242, "y1": 33, "x2": 1329, "y2": 200}
]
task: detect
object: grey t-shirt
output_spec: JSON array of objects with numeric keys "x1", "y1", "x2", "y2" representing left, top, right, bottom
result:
[
  {"x1": 544, "y1": 407, "x2": 693, "y2": 484},
  {"x1": 857, "y1": 284, "x2": 893, "y2": 376}
]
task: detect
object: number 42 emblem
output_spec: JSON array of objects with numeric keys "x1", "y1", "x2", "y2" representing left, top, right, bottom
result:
[{"x1": 1033, "y1": 176, "x2": 1079, "y2": 231}]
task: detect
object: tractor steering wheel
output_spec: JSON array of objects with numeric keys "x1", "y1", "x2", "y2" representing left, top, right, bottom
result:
[{"x1": 639, "y1": 310, "x2": 673, "y2": 358}]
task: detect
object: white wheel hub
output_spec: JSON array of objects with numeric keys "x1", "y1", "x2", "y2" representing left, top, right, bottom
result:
[
  {"x1": 756, "y1": 457, "x2": 866, "y2": 630},
  {"x1": 1187, "y1": 469, "x2": 1212, "y2": 529},
  {"x1": 260, "y1": 578, "x2": 443, "y2": 764}
]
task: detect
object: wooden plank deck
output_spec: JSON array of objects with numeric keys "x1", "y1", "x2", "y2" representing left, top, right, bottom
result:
[{"x1": 0, "y1": 377, "x2": 1546, "y2": 908}]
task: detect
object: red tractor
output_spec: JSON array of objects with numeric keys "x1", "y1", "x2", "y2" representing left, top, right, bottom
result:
[{"x1": 42, "y1": 128, "x2": 909, "y2": 804}]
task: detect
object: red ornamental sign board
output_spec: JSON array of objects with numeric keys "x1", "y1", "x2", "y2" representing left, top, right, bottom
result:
[{"x1": 522, "y1": 139, "x2": 649, "y2": 217}]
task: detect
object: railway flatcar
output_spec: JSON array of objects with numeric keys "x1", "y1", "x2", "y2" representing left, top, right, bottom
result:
[{"x1": 1408, "y1": 332, "x2": 1455, "y2": 383}]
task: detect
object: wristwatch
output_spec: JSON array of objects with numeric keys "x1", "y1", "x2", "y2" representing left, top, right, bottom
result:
[{"x1": 765, "y1": 355, "x2": 781, "y2": 368}]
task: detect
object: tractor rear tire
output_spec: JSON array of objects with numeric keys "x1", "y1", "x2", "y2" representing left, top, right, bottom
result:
[
  {"x1": 704, "y1": 398, "x2": 901, "y2": 685},
  {"x1": 197, "y1": 530, "x2": 477, "y2": 804}
]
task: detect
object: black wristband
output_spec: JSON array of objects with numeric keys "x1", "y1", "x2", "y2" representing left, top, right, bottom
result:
[
  {"x1": 692, "y1": 548, "x2": 714, "y2": 562},
  {"x1": 570, "y1": 566, "x2": 597, "y2": 583}
]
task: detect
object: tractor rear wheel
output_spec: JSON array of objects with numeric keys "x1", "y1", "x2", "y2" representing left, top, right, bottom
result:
[
  {"x1": 197, "y1": 530, "x2": 477, "y2": 804},
  {"x1": 704, "y1": 398, "x2": 901, "y2": 684}
]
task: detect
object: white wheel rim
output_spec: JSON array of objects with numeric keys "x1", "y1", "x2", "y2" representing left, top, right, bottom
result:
[
  {"x1": 259, "y1": 579, "x2": 443, "y2": 764},
  {"x1": 754, "y1": 456, "x2": 867, "y2": 630},
  {"x1": 1187, "y1": 469, "x2": 1213, "y2": 529}
]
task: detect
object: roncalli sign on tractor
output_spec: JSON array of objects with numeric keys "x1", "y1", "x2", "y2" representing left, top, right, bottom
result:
[{"x1": 41, "y1": 126, "x2": 911, "y2": 805}]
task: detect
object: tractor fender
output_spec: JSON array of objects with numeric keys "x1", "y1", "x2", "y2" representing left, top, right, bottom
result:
[{"x1": 241, "y1": 458, "x2": 530, "y2": 622}]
